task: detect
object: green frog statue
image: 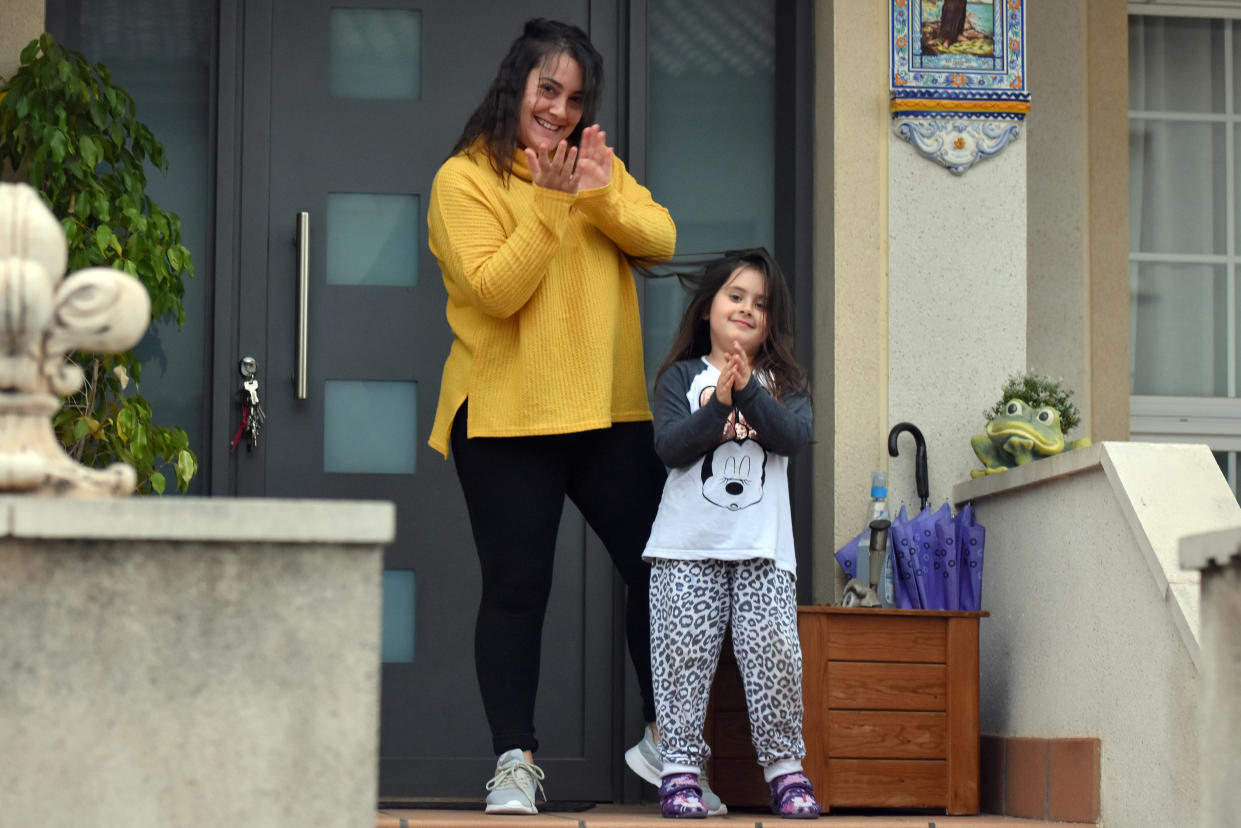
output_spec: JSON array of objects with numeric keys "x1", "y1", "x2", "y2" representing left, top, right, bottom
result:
[{"x1": 971, "y1": 373, "x2": 1091, "y2": 478}]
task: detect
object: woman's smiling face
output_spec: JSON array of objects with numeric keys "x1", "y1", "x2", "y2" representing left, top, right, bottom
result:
[{"x1": 518, "y1": 54, "x2": 584, "y2": 154}]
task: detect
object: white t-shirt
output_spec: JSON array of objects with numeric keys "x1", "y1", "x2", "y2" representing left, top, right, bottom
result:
[{"x1": 642, "y1": 358, "x2": 811, "y2": 575}]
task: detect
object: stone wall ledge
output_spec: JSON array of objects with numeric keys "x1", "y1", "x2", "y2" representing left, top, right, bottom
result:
[
  {"x1": 952, "y1": 441, "x2": 1107, "y2": 506},
  {"x1": 953, "y1": 441, "x2": 1241, "y2": 664},
  {"x1": 947, "y1": 441, "x2": 1238, "y2": 823},
  {"x1": 0, "y1": 495, "x2": 393, "y2": 828},
  {"x1": 0, "y1": 495, "x2": 395, "y2": 545},
  {"x1": 1180, "y1": 524, "x2": 1241, "y2": 571}
]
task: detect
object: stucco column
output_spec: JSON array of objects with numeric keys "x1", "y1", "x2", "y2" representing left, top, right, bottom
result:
[
  {"x1": 1179, "y1": 532, "x2": 1241, "y2": 827},
  {"x1": 1026, "y1": 0, "x2": 1130, "y2": 444},
  {"x1": 815, "y1": 0, "x2": 893, "y2": 603}
]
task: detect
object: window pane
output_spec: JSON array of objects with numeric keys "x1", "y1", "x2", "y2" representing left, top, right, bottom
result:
[
  {"x1": 330, "y1": 8, "x2": 421, "y2": 99},
  {"x1": 1131, "y1": 262, "x2": 1227, "y2": 396},
  {"x1": 1129, "y1": 118, "x2": 1226, "y2": 255},
  {"x1": 644, "y1": 0, "x2": 776, "y2": 377},
  {"x1": 382, "y1": 569, "x2": 415, "y2": 663},
  {"x1": 327, "y1": 193, "x2": 419, "y2": 286},
  {"x1": 324, "y1": 380, "x2": 417, "y2": 473},
  {"x1": 647, "y1": 0, "x2": 775, "y2": 256},
  {"x1": 1235, "y1": 20, "x2": 1241, "y2": 114},
  {"x1": 1129, "y1": 16, "x2": 1225, "y2": 113}
]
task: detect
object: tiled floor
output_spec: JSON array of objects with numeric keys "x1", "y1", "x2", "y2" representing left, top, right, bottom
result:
[{"x1": 375, "y1": 804, "x2": 1095, "y2": 827}]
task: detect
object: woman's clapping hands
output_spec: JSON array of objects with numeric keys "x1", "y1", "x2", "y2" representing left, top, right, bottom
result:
[
  {"x1": 524, "y1": 124, "x2": 612, "y2": 194},
  {"x1": 524, "y1": 138, "x2": 578, "y2": 193},
  {"x1": 574, "y1": 125, "x2": 613, "y2": 190}
]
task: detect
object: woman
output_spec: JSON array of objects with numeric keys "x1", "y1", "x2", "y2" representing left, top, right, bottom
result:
[{"x1": 426, "y1": 18, "x2": 689, "y2": 815}]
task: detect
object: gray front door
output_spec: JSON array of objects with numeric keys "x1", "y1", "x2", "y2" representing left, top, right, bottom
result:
[{"x1": 237, "y1": 0, "x2": 626, "y2": 799}]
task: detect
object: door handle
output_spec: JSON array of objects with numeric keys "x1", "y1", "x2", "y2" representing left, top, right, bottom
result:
[{"x1": 296, "y1": 211, "x2": 309, "y2": 399}]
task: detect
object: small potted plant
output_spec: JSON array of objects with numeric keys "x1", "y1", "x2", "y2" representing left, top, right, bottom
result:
[{"x1": 971, "y1": 371, "x2": 1090, "y2": 477}]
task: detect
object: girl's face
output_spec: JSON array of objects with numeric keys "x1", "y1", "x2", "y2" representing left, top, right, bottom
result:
[
  {"x1": 706, "y1": 265, "x2": 768, "y2": 361},
  {"x1": 518, "y1": 54, "x2": 584, "y2": 154}
]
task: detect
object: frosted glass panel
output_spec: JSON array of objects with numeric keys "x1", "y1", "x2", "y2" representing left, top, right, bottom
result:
[
  {"x1": 327, "y1": 193, "x2": 419, "y2": 286},
  {"x1": 647, "y1": 0, "x2": 775, "y2": 256},
  {"x1": 324, "y1": 380, "x2": 417, "y2": 473},
  {"x1": 330, "y1": 8, "x2": 421, "y2": 99},
  {"x1": 1129, "y1": 119, "x2": 1225, "y2": 255},
  {"x1": 1129, "y1": 16, "x2": 1224, "y2": 113},
  {"x1": 1130, "y1": 262, "x2": 1226, "y2": 396},
  {"x1": 382, "y1": 570, "x2": 415, "y2": 663},
  {"x1": 644, "y1": 0, "x2": 776, "y2": 377}
]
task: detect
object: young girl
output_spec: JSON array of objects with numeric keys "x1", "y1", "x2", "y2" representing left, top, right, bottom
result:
[{"x1": 642, "y1": 249, "x2": 820, "y2": 819}]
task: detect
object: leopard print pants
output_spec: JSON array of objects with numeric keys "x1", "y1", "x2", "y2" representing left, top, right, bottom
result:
[{"x1": 649, "y1": 558, "x2": 806, "y2": 773}]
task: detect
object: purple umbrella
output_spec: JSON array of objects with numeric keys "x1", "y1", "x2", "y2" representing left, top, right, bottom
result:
[
  {"x1": 911, "y1": 503, "x2": 949, "y2": 609},
  {"x1": 934, "y1": 511, "x2": 961, "y2": 611},
  {"x1": 889, "y1": 504, "x2": 931, "y2": 609},
  {"x1": 888, "y1": 505, "x2": 915, "y2": 608},
  {"x1": 833, "y1": 527, "x2": 865, "y2": 581},
  {"x1": 957, "y1": 502, "x2": 985, "y2": 611},
  {"x1": 887, "y1": 421, "x2": 985, "y2": 611}
]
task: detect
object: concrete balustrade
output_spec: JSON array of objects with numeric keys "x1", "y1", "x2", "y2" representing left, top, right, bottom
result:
[
  {"x1": 0, "y1": 496, "x2": 393, "y2": 828},
  {"x1": 952, "y1": 441, "x2": 1241, "y2": 826},
  {"x1": 1180, "y1": 525, "x2": 1241, "y2": 828}
]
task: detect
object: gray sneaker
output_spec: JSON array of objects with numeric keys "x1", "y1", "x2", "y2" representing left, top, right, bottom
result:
[
  {"x1": 484, "y1": 748, "x2": 545, "y2": 814},
  {"x1": 624, "y1": 727, "x2": 727, "y2": 816}
]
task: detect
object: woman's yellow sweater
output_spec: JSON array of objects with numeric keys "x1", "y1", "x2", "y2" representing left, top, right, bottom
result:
[{"x1": 426, "y1": 145, "x2": 676, "y2": 457}]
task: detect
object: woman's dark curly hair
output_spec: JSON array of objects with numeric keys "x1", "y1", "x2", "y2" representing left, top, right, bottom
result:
[
  {"x1": 451, "y1": 18, "x2": 604, "y2": 182},
  {"x1": 656, "y1": 248, "x2": 807, "y2": 401}
]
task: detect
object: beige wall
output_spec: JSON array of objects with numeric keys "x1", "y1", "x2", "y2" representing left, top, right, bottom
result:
[
  {"x1": 1085, "y1": 0, "x2": 1130, "y2": 442},
  {"x1": 0, "y1": 0, "x2": 43, "y2": 79},
  {"x1": 814, "y1": 0, "x2": 1132, "y2": 603},
  {"x1": 0, "y1": 1, "x2": 43, "y2": 183}
]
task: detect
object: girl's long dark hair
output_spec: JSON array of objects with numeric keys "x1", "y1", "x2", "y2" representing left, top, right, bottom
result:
[
  {"x1": 655, "y1": 248, "x2": 806, "y2": 400},
  {"x1": 451, "y1": 18, "x2": 604, "y2": 182}
]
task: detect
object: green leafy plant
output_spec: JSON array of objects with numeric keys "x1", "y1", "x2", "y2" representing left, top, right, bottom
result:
[
  {"x1": 0, "y1": 33, "x2": 197, "y2": 493},
  {"x1": 985, "y1": 372, "x2": 1082, "y2": 434}
]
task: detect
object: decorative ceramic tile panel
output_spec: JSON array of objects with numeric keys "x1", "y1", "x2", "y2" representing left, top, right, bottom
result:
[{"x1": 890, "y1": 0, "x2": 1029, "y2": 173}]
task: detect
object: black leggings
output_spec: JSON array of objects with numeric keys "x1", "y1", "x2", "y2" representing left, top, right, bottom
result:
[{"x1": 451, "y1": 403, "x2": 665, "y2": 754}]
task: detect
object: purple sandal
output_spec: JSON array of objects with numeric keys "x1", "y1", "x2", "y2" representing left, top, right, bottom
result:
[
  {"x1": 770, "y1": 771, "x2": 821, "y2": 819},
  {"x1": 659, "y1": 773, "x2": 708, "y2": 819}
]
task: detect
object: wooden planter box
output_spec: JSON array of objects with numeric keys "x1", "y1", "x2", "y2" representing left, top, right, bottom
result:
[{"x1": 706, "y1": 607, "x2": 987, "y2": 815}]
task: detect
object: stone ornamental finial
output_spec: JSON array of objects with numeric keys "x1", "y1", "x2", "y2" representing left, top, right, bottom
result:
[{"x1": 0, "y1": 181, "x2": 151, "y2": 495}]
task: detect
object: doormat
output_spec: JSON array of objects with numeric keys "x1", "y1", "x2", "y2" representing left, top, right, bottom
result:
[{"x1": 378, "y1": 801, "x2": 596, "y2": 813}]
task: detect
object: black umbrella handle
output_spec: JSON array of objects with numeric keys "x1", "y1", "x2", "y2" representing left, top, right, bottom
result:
[{"x1": 887, "y1": 422, "x2": 928, "y2": 511}]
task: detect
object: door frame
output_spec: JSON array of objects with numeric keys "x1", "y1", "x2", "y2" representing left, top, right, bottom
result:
[{"x1": 215, "y1": 0, "x2": 271, "y2": 497}]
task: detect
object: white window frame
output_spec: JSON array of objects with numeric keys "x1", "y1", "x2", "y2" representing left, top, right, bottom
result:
[{"x1": 1129, "y1": 2, "x2": 1241, "y2": 492}]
